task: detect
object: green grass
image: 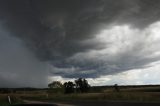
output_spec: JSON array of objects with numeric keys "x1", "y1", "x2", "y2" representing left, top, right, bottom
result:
[
  {"x1": 18, "y1": 91, "x2": 160, "y2": 103},
  {"x1": 0, "y1": 95, "x2": 11, "y2": 106},
  {"x1": 1, "y1": 86, "x2": 160, "y2": 103},
  {"x1": 0, "y1": 95, "x2": 23, "y2": 106}
]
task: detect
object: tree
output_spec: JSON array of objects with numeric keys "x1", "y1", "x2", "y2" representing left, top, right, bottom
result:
[
  {"x1": 114, "y1": 84, "x2": 120, "y2": 92},
  {"x1": 75, "y1": 78, "x2": 90, "y2": 93},
  {"x1": 63, "y1": 81, "x2": 75, "y2": 94},
  {"x1": 48, "y1": 81, "x2": 63, "y2": 89}
]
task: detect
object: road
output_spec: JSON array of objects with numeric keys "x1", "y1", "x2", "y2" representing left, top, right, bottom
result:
[{"x1": 12, "y1": 100, "x2": 160, "y2": 106}]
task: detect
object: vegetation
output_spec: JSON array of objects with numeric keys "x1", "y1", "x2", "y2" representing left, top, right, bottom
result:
[
  {"x1": 113, "y1": 84, "x2": 120, "y2": 92},
  {"x1": 17, "y1": 87, "x2": 160, "y2": 102},
  {"x1": 48, "y1": 78, "x2": 91, "y2": 94},
  {"x1": 75, "y1": 78, "x2": 90, "y2": 93},
  {"x1": 0, "y1": 95, "x2": 23, "y2": 106},
  {"x1": 48, "y1": 81, "x2": 63, "y2": 89},
  {"x1": 1, "y1": 83, "x2": 160, "y2": 104},
  {"x1": 26, "y1": 85, "x2": 160, "y2": 102},
  {"x1": 64, "y1": 81, "x2": 75, "y2": 94}
]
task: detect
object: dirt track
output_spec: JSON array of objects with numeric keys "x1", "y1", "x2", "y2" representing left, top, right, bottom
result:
[{"x1": 23, "y1": 100, "x2": 74, "y2": 106}]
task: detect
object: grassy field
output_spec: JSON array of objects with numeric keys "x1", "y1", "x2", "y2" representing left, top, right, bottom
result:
[
  {"x1": 19, "y1": 92, "x2": 160, "y2": 102},
  {"x1": 1, "y1": 85, "x2": 160, "y2": 105},
  {"x1": 0, "y1": 94, "x2": 23, "y2": 106},
  {"x1": 0, "y1": 95, "x2": 10, "y2": 106}
]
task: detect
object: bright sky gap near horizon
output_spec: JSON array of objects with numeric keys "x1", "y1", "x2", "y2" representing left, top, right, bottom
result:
[{"x1": 1, "y1": 0, "x2": 160, "y2": 87}]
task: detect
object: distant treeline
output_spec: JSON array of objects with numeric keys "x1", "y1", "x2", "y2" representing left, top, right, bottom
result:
[
  {"x1": 0, "y1": 88, "x2": 45, "y2": 93},
  {"x1": 91, "y1": 85, "x2": 160, "y2": 92},
  {"x1": 0, "y1": 85, "x2": 160, "y2": 93},
  {"x1": 92, "y1": 85, "x2": 160, "y2": 89},
  {"x1": 48, "y1": 78, "x2": 91, "y2": 94}
]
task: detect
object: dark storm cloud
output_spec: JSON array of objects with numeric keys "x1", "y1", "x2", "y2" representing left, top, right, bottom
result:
[
  {"x1": 0, "y1": 25, "x2": 49, "y2": 87},
  {"x1": 0, "y1": 0, "x2": 138, "y2": 59},
  {"x1": 1, "y1": 0, "x2": 160, "y2": 81}
]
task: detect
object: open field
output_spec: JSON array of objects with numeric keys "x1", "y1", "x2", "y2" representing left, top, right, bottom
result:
[
  {"x1": 19, "y1": 92, "x2": 160, "y2": 102},
  {"x1": 0, "y1": 96, "x2": 11, "y2": 106},
  {"x1": 0, "y1": 94, "x2": 23, "y2": 106},
  {"x1": 1, "y1": 85, "x2": 160, "y2": 105}
]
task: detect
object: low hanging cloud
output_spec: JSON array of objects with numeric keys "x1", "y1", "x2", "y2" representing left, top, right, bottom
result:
[
  {"x1": 1, "y1": 0, "x2": 160, "y2": 87},
  {"x1": 0, "y1": 24, "x2": 49, "y2": 88}
]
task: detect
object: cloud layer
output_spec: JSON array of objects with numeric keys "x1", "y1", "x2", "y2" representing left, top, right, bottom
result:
[
  {"x1": 50, "y1": 22, "x2": 160, "y2": 78},
  {"x1": 1, "y1": 0, "x2": 160, "y2": 87}
]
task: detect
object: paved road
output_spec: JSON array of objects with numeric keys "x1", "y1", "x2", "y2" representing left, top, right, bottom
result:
[
  {"x1": 72, "y1": 101, "x2": 160, "y2": 106},
  {"x1": 12, "y1": 100, "x2": 160, "y2": 106}
]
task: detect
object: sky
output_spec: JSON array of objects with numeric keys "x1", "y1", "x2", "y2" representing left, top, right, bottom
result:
[{"x1": 1, "y1": 0, "x2": 160, "y2": 87}]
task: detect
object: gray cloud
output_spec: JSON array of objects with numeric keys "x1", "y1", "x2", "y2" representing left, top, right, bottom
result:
[
  {"x1": 1, "y1": 0, "x2": 160, "y2": 87},
  {"x1": 0, "y1": 24, "x2": 49, "y2": 87}
]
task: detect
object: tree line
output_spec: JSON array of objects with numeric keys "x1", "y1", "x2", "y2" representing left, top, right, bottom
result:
[{"x1": 48, "y1": 78, "x2": 91, "y2": 94}]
